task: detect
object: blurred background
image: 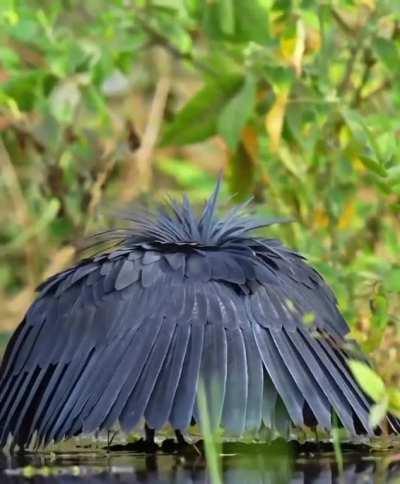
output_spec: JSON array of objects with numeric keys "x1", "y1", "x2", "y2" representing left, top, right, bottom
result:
[{"x1": 0, "y1": 0, "x2": 399, "y2": 386}]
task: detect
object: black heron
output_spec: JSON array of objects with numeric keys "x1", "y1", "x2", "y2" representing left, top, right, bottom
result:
[{"x1": 0, "y1": 180, "x2": 398, "y2": 450}]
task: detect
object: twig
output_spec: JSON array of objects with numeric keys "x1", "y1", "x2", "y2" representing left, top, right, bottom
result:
[
  {"x1": 338, "y1": 45, "x2": 361, "y2": 95},
  {"x1": 330, "y1": 8, "x2": 356, "y2": 36},
  {"x1": 122, "y1": 75, "x2": 171, "y2": 202},
  {"x1": 336, "y1": 9, "x2": 374, "y2": 97},
  {"x1": 85, "y1": 151, "x2": 117, "y2": 232},
  {"x1": 361, "y1": 79, "x2": 391, "y2": 103},
  {"x1": 352, "y1": 48, "x2": 375, "y2": 107}
]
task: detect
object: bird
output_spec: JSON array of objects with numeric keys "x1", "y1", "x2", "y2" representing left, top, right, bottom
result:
[{"x1": 0, "y1": 179, "x2": 398, "y2": 451}]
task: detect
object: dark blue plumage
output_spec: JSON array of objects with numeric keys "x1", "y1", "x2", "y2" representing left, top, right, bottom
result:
[{"x1": 0, "y1": 179, "x2": 398, "y2": 449}]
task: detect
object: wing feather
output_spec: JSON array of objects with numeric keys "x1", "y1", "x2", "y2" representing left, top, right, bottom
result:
[
  {"x1": 221, "y1": 328, "x2": 247, "y2": 435},
  {"x1": 119, "y1": 318, "x2": 176, "y2": 432},
  {"x1": 144, "y1": 324, "x2": 191, "y2": 429},
  {"x1": 253, "y1": 325, "x2": 304, "y2": 426},
  {"x1": 262, "y1": 369, "x2": 278, "y2": 429},
  {"x1": 298, "y1": 328, "x2": 371, "y2": 432},
  {"x1": 195, "y1": 323, "x2": 227, "y2": 430},
  {"x1": 270, "y1": 330, "x2": 332, "y2": 429},
  {"x1": 85, "y1": 317, "x2": 164, "y2": 433},
  {"x1": 241, "y1": 327, "x2": 263, "y2": 432},
  {"x1": 170, "y1": 324, "x2": 204, "y2": 430},
  {"x1": 286, "y1": 329, "x2": 357, "y2": 432}
]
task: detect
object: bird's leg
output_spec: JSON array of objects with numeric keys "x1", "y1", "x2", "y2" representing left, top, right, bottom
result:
[
  {"x1": 175, "y1": 429, "x2": 186, "y2": 446},
  {"x1": 9, "y1": 441, "x2": 17, "y2": 455},
  {"x1": 107, "y1": 430, "x2": 118, "y2": 450},
  {"x1": 143, "y1": 424, "x2": 158, "y2": 453},
  {"x1": 145, "y1": 424, "x2": 155, "y2": 444},
  {"x1": 161, "y1": 429, "x2": 199, "y2": 454}
]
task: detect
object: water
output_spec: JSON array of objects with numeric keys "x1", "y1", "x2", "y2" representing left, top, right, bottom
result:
[{"x1": 1, "y1": 445, "x2": 400, "y2": 483}]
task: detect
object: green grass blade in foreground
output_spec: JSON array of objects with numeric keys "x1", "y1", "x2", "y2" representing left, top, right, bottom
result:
[
  {"x1": 197, "y1": 381, "x2": 222, "y2": 484},
  {"x1": 332, "y1": 413, "x2": 344, "y2": 476}
]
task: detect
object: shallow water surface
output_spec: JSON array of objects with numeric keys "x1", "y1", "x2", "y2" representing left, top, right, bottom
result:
[{"x1": 1, "y1": 445, "x2": 400, "y2": 484}]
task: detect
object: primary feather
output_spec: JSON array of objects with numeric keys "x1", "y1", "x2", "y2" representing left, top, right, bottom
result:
[{"x1": 0, "y1": 179, "x2": 398, "y2": 449}]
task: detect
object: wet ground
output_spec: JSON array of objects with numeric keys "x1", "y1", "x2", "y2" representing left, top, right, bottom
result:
[{"x1": 1, "y1": 442, "x2": 400, "y2": 483}]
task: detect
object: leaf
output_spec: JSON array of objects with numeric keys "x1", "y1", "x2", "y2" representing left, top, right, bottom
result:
[
  {"x1": 234, "y1": 0, "x2": 269, "y2": 43},
  {"x1": 229, "y1": 142, "x2": 255, "y2": 200},
  {"x1": 371, "y1": 294, "x2": 389, "y2": 330},
  {"x1": 50, "y1": 80, "x2": 81, "y2": 124},
  {"x1": 217, "y1": 75, "x2": 256, "y2": 150},
  {"x1": 218, "y1": 0, "x2": 235, "y2": 36},
  {"x1": 384, "y1": 268, "x2": 400, "y2": 292},
  {"x1": 387, "y1": 165, "x2": 400, "y2": 187},
  {"x1": 341, "y1": 109, "x2": 386, "y2": 173},
  {"x1": 313, "y1": 207, "x2": 329, "y2": 229},
  {"x1": 203, "y1": 0, "x2": 269, "y2": 42},
  {"x1": 373, "y1": 37, "x2": 400, "y2": 74},
  {"x1": 265, "y1": 86, "x2": 290, "y2": 153},
  {"x1": 292, "y1": 19, "x2": 306, "y2": 77},
  {"x1": 369, "y1": 396, "x2": 388, "y2": 428},
  {"x1": 2, "y1": 198, "x2": 60, "y2": 252},
  {"x1": 388, "y1": 388, "x2": 400, "y2": 417},
  {"x1": 241, "y1": 125, "x2": 259, "y2": 162},
  {"x1": 337, "y1": 201, "x2": 355, "y2": 230},
  {"x1": 161, "y1": 76, "x2": 242, "y2": 146},
  {"x1": 348, "y1": 360, "x2": 386, "y2": 402},
  {"x1": 358, "y1": 155, "x2": 388, "y2": 177}
]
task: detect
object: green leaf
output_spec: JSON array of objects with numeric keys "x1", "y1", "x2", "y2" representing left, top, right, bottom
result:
[
  {"x1": 161, "y1": 76, "x2": 242, "y2": 146},
  {"x1": 387, "y1": 165, "x2": 400, "y2": 187},
  {"x1": 234, "y1": 0, "x2": 269, "y2": 43},
  {"x1": 358, "y1": 155, "x2": 387, "y2": 177},
  {"x1": 202, "y1": 0, "x2": 268, "y2": 42},
  {"x1": 373, "y1": 37, "x2": 400, "y2": 74},
  {"x1": 384, "y1": 268, "x2": 400, "y2": 292},
  {"x1": 2, "y1": 198, "x2": 60, "y2": 252},
  {"x1": 217, "y1": 75, "x2": 256, "y2": 150},
  {"x1": 388, "y1": 388, "x2": 400, "y2": 417},
  {"x1": 369, "y1": 397, "x2": 388, "y2": 428},
  {"x1": 2, "y1": 71, "x2": 45, "y2": 111},
  {"x1": 218, "y1": 0, "x2": 235, "y2": 36},
  {"x1": 342, "y1": 109, "x2": 386, "y2": 174},
  {"x1": 348, "y1": 360, "x2": 386, "y2": 402},
  {"x1": 0, "y1": 46, "x2": 20, "y2": 67},
  {"x1": 371, "y1": 294, "x2": 389, "y2": 330}
]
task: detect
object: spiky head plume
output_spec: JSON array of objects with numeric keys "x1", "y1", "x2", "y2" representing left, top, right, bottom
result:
[{"x1": 87, "y1": 178, "x2": 285, "y2": 253}]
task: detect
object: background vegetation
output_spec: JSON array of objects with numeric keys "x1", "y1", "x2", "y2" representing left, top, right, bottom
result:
[{"x1": 0, "y1": 0, "x2": 400, "y2": 402}]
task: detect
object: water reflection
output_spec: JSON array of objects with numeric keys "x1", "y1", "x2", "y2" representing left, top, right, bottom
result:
[{"x1": 0, "y1": 449, "x2": 399, "y2": 483}]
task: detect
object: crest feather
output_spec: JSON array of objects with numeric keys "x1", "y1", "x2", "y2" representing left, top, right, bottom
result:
[{"x1": 85, "y1": 180, "x2": 287, "y2": 252}]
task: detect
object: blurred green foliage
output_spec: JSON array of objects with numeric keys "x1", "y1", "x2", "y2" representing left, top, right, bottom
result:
[{"x1": 0, "y1": 0, "x2": 400, "y2": 382}]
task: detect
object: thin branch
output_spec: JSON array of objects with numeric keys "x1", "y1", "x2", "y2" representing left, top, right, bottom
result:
[
  {"x1": 361, "y1": 79, "x2": 391, "y2": 103},
  {"x1": 352, "y1": 49, "x2": 375, "y2": 107},
  {"x1": 336, "y1": 9, "x2": 374, "y2": 97},
  {"x1": 122, "y1": 75, "x2": 171, "y2": 202},
  {"x1": 338, "y1": 44, "x2": 361, "y2": 95},
  {"x1": 330, "y1": 8, "x2": 356, "y2": 36},
  {"x1": 84, "y1": 150, "x2": 118, "y2": 233}
]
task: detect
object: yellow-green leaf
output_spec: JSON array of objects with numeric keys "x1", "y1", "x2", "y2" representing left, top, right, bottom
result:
[
  {"x1": 265, "y1": 86, "x2": 290, "y2": 153},
  {"x1": 348, "y1": 360, "x2": 386, "y2": 402},
  {"x1": 369, "y1": 396, "x2": 388, "y2": 428},
  {"x1": 388, "y1": 388, "x2": 400, "y2": 417}
]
